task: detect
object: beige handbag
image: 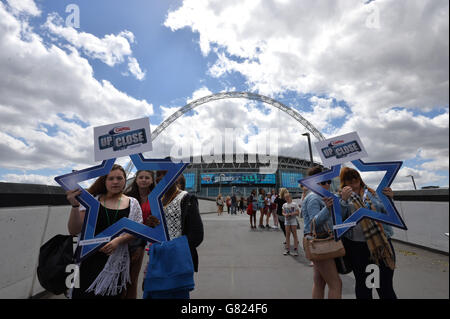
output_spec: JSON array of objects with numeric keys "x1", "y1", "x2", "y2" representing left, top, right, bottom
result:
[{"x1": 303, "y1": 219, "x2": 346, "y2": 262}]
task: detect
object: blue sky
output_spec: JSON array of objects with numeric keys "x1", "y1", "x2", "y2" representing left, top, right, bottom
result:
[{"x1": 0, "y1": 0, "x2": 448, "y2": 190}]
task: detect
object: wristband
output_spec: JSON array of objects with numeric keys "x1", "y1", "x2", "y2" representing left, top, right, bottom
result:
[{"x1": 72, "y1": 204, "x2": 80, "y2": 208}]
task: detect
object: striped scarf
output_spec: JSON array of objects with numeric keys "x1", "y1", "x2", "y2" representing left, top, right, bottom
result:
[{"x1": 349, "y1": 188, "x2": 395, "y2": 270}]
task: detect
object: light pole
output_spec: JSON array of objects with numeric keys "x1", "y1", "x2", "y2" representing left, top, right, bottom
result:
[
  {"x1": 219, "y1": 173, "x2": 225, "y2": 196},
  {"x1": 302, "y1": 132, "x2": 314, "y2": 167},
  {"x1": 406, "y1": 175, "x2": 417, "y2": 190}
]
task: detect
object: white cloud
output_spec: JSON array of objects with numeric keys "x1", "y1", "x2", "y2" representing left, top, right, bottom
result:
[
  {"x1": 6, "y1": 0, "x2": 40, "y2": 16},
  {"x1": 0, "y1": 2, "x2": 153, "y2": 172},
  {"x1": 166, "y1": 0, "x2": 448, "y2": 109},
  {"x1": 164, "y1": 0, "x2": 449, "y2": 187},
  {"x1": 128, "y1": 57, "x2": 146, "y2": 81},
  {"x1": 150, "y1": 87, "x2": 343, "y2": 167},
  {"x1": 44, "y1": 12, "x2": 146, "y2": 80}
]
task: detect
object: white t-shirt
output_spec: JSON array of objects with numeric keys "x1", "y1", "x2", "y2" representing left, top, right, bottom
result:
[
  {"x1": 282, "y1": 202, "x2": 300, "y2": 217},
  {"x1": 271, "y1": 194, "x2": 277, "y2": 204}
]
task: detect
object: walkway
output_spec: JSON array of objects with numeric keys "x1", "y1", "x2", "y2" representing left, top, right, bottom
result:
[{"x1": 47, "y1": 212, "x2": 449, "y2": 299}]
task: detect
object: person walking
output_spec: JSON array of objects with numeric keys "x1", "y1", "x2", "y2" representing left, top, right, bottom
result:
[
  {"x1": 231, "y1": 193, "x2": 237, "y2": 215},
  {"x1": 247, "y1": 190, "x2": 257, "y2": 229},
  {"x1": 66, "y1": 164, "x2": 143, "y2": 299},
  {"x1": 239, "y1": 196, "x2": 245, "y2": 214},
  {"x1": 264, "y1": 193, "x2": 272, "y2": 228},
  {"x1": 257, "y1": 189, "x2": 266, "y2": 229},
  {"x1": 302, "y1": 166, "x2": 342, "y2": 299},
  {"x1": 124, "y1": 170, "x2": 160, "y2": 299},
  {"x1": 275, "y1": 188, "x2": 288, "y2": 237},
  {"x1": 282, "y1": 192, "x2": 300, "y2": 256},
  {"x1": 270, "y1": 189, "x2": 279, "y2": 229},
  {"x1": 216, "y1": 194, "x2": 224, "y2": 216},
  {"x1": 226, "y1": 196, "x2": 231, "y2": 214},
  {"x1": 338, "y1": 167, "x2": 397, "y2": 299}
]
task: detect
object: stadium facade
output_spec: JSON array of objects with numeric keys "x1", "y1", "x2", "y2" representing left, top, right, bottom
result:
[{"x1": 182, "y1": 154, "x2": 320, "y2": 198}]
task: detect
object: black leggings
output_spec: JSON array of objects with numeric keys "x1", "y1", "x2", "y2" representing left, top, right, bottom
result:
[
  {"x1": 277, "y1": 215, "x2": 286, "y2": 236},
  {"x1": 342, "y1": 237, "x2": 397, "y2": 299}
]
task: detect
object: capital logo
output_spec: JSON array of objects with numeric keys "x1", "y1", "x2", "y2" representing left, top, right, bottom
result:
[
  {"x1": 330, "y1": 140, "x2": 344, "y2": 146},
  {"x1": 108, "y1": 126, "x2": 131, "y2": 135}
]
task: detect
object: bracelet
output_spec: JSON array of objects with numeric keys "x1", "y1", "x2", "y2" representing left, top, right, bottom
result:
[{"x1": 72, "y1": 205, "x2": 80, "y2": 208}]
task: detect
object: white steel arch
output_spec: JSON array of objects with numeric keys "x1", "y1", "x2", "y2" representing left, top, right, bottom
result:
[
  {"x1": 150, "y1": 91, "x2": 325, "y2": 142},
  {"x1": 125, "y1": 92, "x2": 325, "y2": 176}
]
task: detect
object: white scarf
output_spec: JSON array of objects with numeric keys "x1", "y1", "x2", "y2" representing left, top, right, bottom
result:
[{"x1": 86, "y1": 242, "x2": 131, "y2": 296}]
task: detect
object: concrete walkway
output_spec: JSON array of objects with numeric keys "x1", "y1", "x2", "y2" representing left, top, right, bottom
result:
[
  {"x1": 48, "y1": 211, "x2": 449, "y2": 299},
  {"x1": 190, "y1": 213, "x2": 449, "y2": 299}
]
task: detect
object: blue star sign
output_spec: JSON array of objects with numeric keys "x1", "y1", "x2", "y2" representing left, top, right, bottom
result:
[
  {"x1": 55, "y1": 154, "x2": 188, "y2": 262},
  {"x1": 298, "y1": 159, "x2": 407, "y2": 240}
]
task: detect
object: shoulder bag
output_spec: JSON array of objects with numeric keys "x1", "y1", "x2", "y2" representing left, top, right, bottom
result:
[
  {"x1": 37, "y1": 234, "x2": 75, "y2": 295},
  {"x1": 302, "y1": 219, "x2": 345, "y2": 262}
]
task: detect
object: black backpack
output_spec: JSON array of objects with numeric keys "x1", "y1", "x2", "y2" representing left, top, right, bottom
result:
[{"x1": 37, "y1": 234, "x2": 75, "y2": 295}]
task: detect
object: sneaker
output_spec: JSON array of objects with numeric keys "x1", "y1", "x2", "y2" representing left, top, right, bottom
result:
[
  {"x1": 283, "y1": 250, "x2": 290, "y2": 256},
  {"x1": 259, "y1": 225, "x2": 265, "y2": 229},
  {"x1": 292, "y1": 249, "x2": 299, "y2": 256}
]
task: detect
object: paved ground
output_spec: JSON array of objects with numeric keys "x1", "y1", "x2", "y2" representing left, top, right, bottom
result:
[
  {"x1": 48, "y1": 212, "x2": 449, "y2": 299},
  {"x1": 190, "y1": 213, "x2": 449, "y2": 299}
]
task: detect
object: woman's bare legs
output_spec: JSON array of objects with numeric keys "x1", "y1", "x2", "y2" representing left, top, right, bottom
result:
[
  {"x1": 285, "y1": 226, "x2": 291, "y2": 252},
  {"x1": 313, "y1": 259, "x2": 342, "y2": 299}
]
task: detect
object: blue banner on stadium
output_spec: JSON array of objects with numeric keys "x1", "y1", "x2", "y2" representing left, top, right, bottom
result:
[
  {"x1": 201, "y1": 173, "x2": 276, "y2": 185},
  {"x1": 281, "y1": 172, "x2": 304, "y2": 188}
]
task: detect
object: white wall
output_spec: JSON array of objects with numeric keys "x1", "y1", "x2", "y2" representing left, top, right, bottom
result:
[
  {"x1": 0, "y1": 205, "x2": 71, "y2": 299},
  {"x1": 197, "y1": 198, "x2": 217, "y2": 214},
  {"x1": 392, "y1": 200, "x2": 449, "y2": 253}
]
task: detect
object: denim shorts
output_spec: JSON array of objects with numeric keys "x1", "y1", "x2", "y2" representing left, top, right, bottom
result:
[{"x1": 285, "y1": 216, "x2": 298, "y2": 226}]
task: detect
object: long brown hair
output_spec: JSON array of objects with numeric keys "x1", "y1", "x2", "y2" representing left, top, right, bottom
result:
[
  {"x1": 124, "y1": 170, "x2": 155, "y2": 202},
  {"x1": 87, "y1": 164, "x2": 126, "y2": 197},
  {"x1": 156, "y1": 170, "x2": 180, "y2": 206},
  {"x1": 339, "y1": 167, "x2": 375, "y2": 194}
]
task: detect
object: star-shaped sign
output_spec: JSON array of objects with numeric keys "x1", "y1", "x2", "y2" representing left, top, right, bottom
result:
[
  {"x1": 298, "y1": 159, "x2": 407, "y2": 240},
  {"x1": 55, "y1": 154, "x2": 188, "y2": 262}
]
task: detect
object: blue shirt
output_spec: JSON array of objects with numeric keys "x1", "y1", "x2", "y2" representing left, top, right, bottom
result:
[
  {"x1": 257, "y1": 194, "x2": 265, "y2": 209},
  {"x1": 302, "y1": 192, "x2": 334, "y2": 235}
]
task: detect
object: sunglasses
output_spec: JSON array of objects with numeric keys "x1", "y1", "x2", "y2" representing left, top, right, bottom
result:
[{"x1": 320, "y1": 180, "x2": 332, "y2": 185}]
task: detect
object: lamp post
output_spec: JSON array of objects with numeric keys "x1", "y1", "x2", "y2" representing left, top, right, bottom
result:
[
  {"x1": 302, "y1": 132, "x2": 314, "y2": 167},
  {"x1": 406, "y1": 174, "x2": 417, "y2": 190},
  {"x1": 219, "y1": 173, "x2": 225, "y2": 196}
]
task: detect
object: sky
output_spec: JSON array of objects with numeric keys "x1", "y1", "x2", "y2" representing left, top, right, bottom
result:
[{"x1": 0, "y1": 0, "x2": 448, "y2": 190}]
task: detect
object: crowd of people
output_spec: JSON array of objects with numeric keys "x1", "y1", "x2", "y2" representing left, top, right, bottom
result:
[
  {"x1": 64, "y1": 164, "x2": 397, "y2": 300},
  {"x1": 215, "y1": 189, "x2": 282, "y2": 229}
]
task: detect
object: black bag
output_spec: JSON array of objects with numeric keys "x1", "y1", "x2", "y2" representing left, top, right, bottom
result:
[
  {"x1": 37, "y1": 234, "x2": 75, "y2": 295},
  {"x1": 335, "y1": 255, "x2": 352, "y2": 274}
]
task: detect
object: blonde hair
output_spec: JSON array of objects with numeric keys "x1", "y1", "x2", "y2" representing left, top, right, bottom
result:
[{"x1": 279, "y1": 188, "x2": 289, "y2": 199}]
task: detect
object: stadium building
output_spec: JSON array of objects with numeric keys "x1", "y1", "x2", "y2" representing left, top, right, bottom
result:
[{"x1": 181, "y1": 154, "x2": 321, "y2": 198}]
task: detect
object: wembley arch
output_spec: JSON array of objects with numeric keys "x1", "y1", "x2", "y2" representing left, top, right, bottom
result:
[
  {"x1": 150, "y1": 91, "x2": 325, "y2": 142},
  {"x1": 125, "y1": 92, "x2": 325, "y2": 175}
]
